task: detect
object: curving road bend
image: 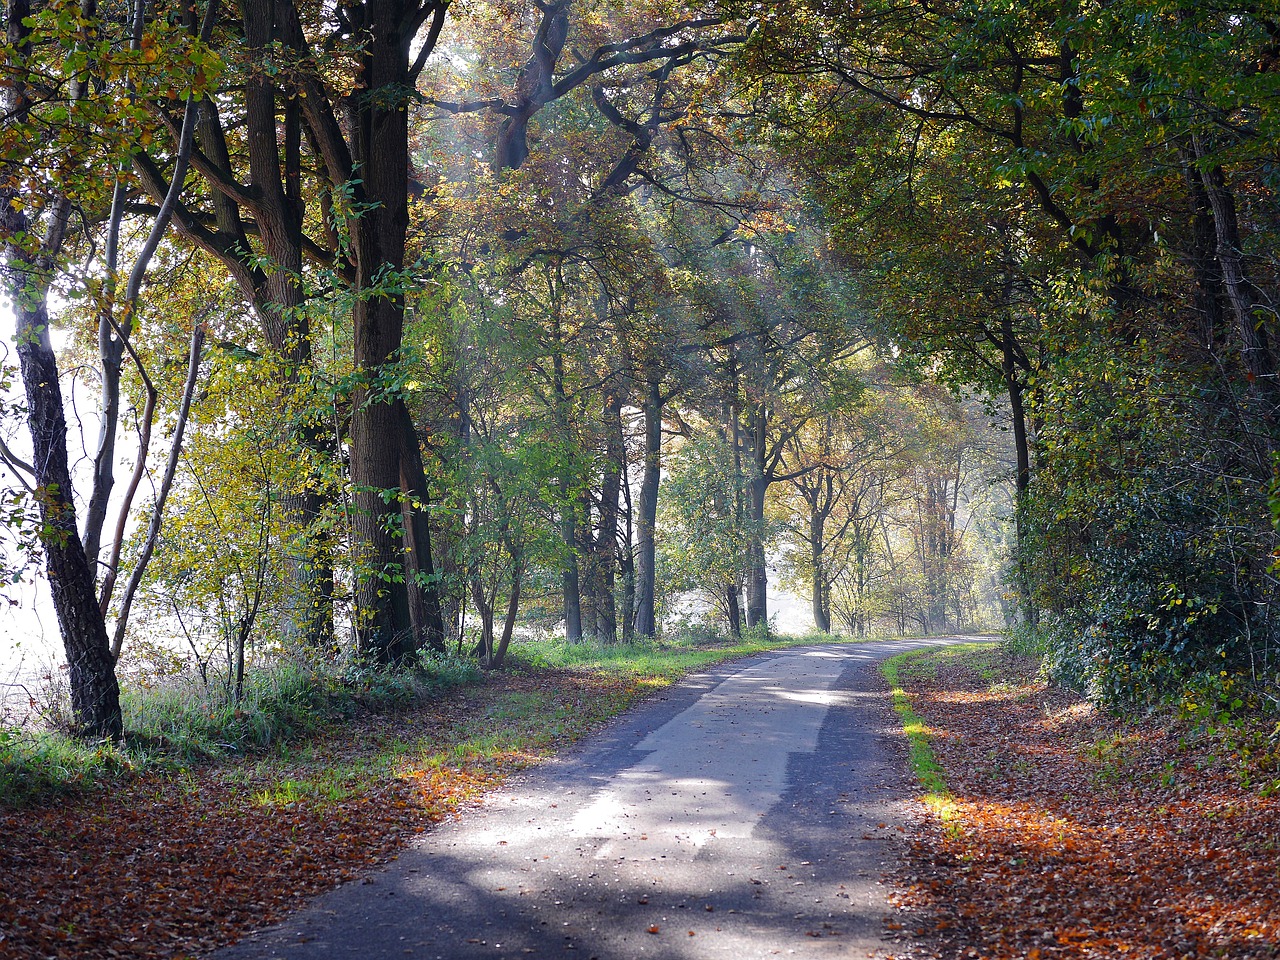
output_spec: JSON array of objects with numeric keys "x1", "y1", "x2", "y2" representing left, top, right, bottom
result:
[{"x1": 215, "y1": 639, "x2": 971, "y2": 960}]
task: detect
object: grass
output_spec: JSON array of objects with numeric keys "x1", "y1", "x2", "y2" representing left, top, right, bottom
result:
[
  {"x1": 0, "y1": 726, "x2": 136, "y2": 806},
  {"x1": 122, "y1": 652, "x2": 482, "y2": 758},
  {"x1": 0, "y1": 651, "x2": 482, "y2": 807},
  {"x1": 512, "y1": 626, "x2": 859, "y2": 682},
  {"x1": 880, "y1": 644, "x2": 991, "y2": 824}
]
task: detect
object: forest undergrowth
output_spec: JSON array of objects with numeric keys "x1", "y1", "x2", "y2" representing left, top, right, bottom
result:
[{"x1": 883, "y1": 645, "x2": 1280, "y2": 960}]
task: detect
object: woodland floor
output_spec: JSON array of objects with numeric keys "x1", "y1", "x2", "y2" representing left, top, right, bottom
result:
[
  {"x1": 0, "y1": 668, "x2": 639, "y2": 960},
  {"x1": 883, "y1": 649, "x2": 1280, "y2": 960},
  {"x1": 3, "y1": 649, "x2": 1278, "y2": 960}
]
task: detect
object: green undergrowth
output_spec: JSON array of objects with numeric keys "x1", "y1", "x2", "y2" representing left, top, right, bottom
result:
[
  {"x1": 123, "y1": 652, "x2": 481, "y2": 758},
  {"x1": 0, "y1": 652, "x2": 481, "y2": 807}
]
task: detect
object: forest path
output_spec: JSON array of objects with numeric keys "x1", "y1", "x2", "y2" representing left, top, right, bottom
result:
[{"x1": 214, "y1": 638, "x2": 974, "y2": 960}]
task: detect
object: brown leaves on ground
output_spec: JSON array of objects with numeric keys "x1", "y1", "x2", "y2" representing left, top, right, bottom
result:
[
  {"x1": 885, "y1": 652, "x2": 1280, "y2": 960},
  {"x1": 0, "y1": 668, "x2": 634, "y2": 960}
]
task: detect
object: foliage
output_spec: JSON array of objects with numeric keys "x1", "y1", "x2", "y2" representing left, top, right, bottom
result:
[
  {"x1": 657, "y1": 431, "x2": 762, "y2": 628},
  {"x1": 1021, "y1": 335, "x2": 1277, "y2": 705},
  {"x1": 736, "y1": 0, "x2": 1280, "y2": 706}
]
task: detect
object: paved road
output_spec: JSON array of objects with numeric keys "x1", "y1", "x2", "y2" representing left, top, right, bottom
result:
[{"x1": 215, "y1": 638, "x2": 968, "y2": 960}]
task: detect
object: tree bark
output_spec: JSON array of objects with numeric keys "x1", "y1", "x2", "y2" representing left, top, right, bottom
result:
[
  {"x1": 588, "y1": 394, "x2": 624, "y2": 643},
  {"x1": 560, "y1": 493, "x2": 583, "y2": 643},
  {"x1": 633, "y1": 376, "x2": 662, "y2": 639},
  {"x1": 397, "y1": 401, "x2": 446, "y2": 652},
  {"x1": 619, "y1": 448, "x2": 636, "y2": 644},
  {"x1": 11, "y1": 296, "x2": 123, "y2": 738},
  {"x1": 1192, "y1": 134, "x2": 1280, "y2": 428},
  {"x1": 725, "y1": 582, "x2": 742, "y2": 638},
  {"x1": 809, "y1": 513, "x2": 829, "y2": 633},
  {"x1": 346, "y1": 0, "x2": 451, "y2": 662},
  {"x1": 1000, "y1": 310, "x2": 1036, "y2": 625},
  {"x1": 1, "y1": 0, "x2": 121, "y2": 738},
  {"x1": 745, "y1": 399, "x2": 768, "y2": 630},
  {"x1": 489, "y1": 548, "x2": 523, "y2": 669}
]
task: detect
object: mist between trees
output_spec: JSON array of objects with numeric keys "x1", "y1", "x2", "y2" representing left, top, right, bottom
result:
[{"x1": 1, "y1": 0, "x2": 1276, "y2": 738}]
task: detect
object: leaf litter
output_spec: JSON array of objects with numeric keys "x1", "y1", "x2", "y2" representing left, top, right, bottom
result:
[
  {"x1": 882, "y1": 651, "x2": 1280, "y2": 959},
  {"x1": 0, "y1": 667, "x2": 636, "y2": 959}
]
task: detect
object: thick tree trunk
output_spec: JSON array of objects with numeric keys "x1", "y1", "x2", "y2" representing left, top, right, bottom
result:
[
  {"x1": 15, "y1": 301, "x2": 123, "y2": 738},
  {"x1": 348, "y1": 0, "x2": 418, "y2": 662},
  {"x1": 633, "y1": 377, "x2": 662, "y2": 639},
  {"x1": 241, "y1": 0, "x2": 337, "y2": 648}
]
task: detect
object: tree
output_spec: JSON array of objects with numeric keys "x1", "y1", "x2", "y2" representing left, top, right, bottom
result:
[
  {"x1": 659, "y1": 431, "x2": 759, "y2": 635},
  {"x1": 121, "y1": 0, "x2": 453, "y2": 661}
]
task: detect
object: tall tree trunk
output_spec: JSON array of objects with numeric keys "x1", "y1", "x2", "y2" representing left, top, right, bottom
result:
[
  {"x1": 488, "y1": 549, "x2": 523, "y2": 669},
  {"x1": 633, "y1": 376, "x2": 662, "y2": 639},
  {"x1": 348, "y1": 0, "x2": 420, "y2": 662},
  {"x1": 561, "y1": 493, "x2": 583, "y2": 642},
  {"x1": 1001, "y1": 311, "x2": 1036, "y2": 626},
  {"x1": 619, "y1": 448, "x2": 636, "y2": 644},
  {"x1": 240, "y1": 0, "x2": 336, "y2": 648},
  {"x1": 809, "y1": 513, "x2": 829, "y2": 633},
  {"x1": 1192, "y1": 134, "x2": 1280, "y2": 431},
  {"x1": 577, "y1": 486, "x2": 599, "y2": 640},
  {"x1": 1, "y1": 0, "x2": 121, "y2": 738},
  {"x1": 11, "y1": 295, "x2": 123, "y2": 738},
  {"x1": 589, "y1": 395, "x2": 624, "y2": 644},
  {"x1": 1182, "y1": 152, "x2": 1228, "y2": 352},
  {"x1": 398, "y1": 401, "x2": 446, "y2": 652},
  {"x1": 745, "y1": 399, "x2": 768, "y2": 630}
]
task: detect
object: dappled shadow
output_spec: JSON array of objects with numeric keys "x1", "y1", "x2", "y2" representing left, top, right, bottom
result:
[{"x1": 216, "y1": 641, "x2": 925, "y2": 959}]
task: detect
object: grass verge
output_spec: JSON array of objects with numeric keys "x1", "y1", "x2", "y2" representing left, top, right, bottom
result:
[{"x1": 881, "y1": 644, "x2": 988, "y2": 822}]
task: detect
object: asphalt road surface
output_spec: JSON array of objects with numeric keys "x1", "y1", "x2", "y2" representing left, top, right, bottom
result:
[{"x1": 215, "y1": 638, "x2": 970, "y2": 960}]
